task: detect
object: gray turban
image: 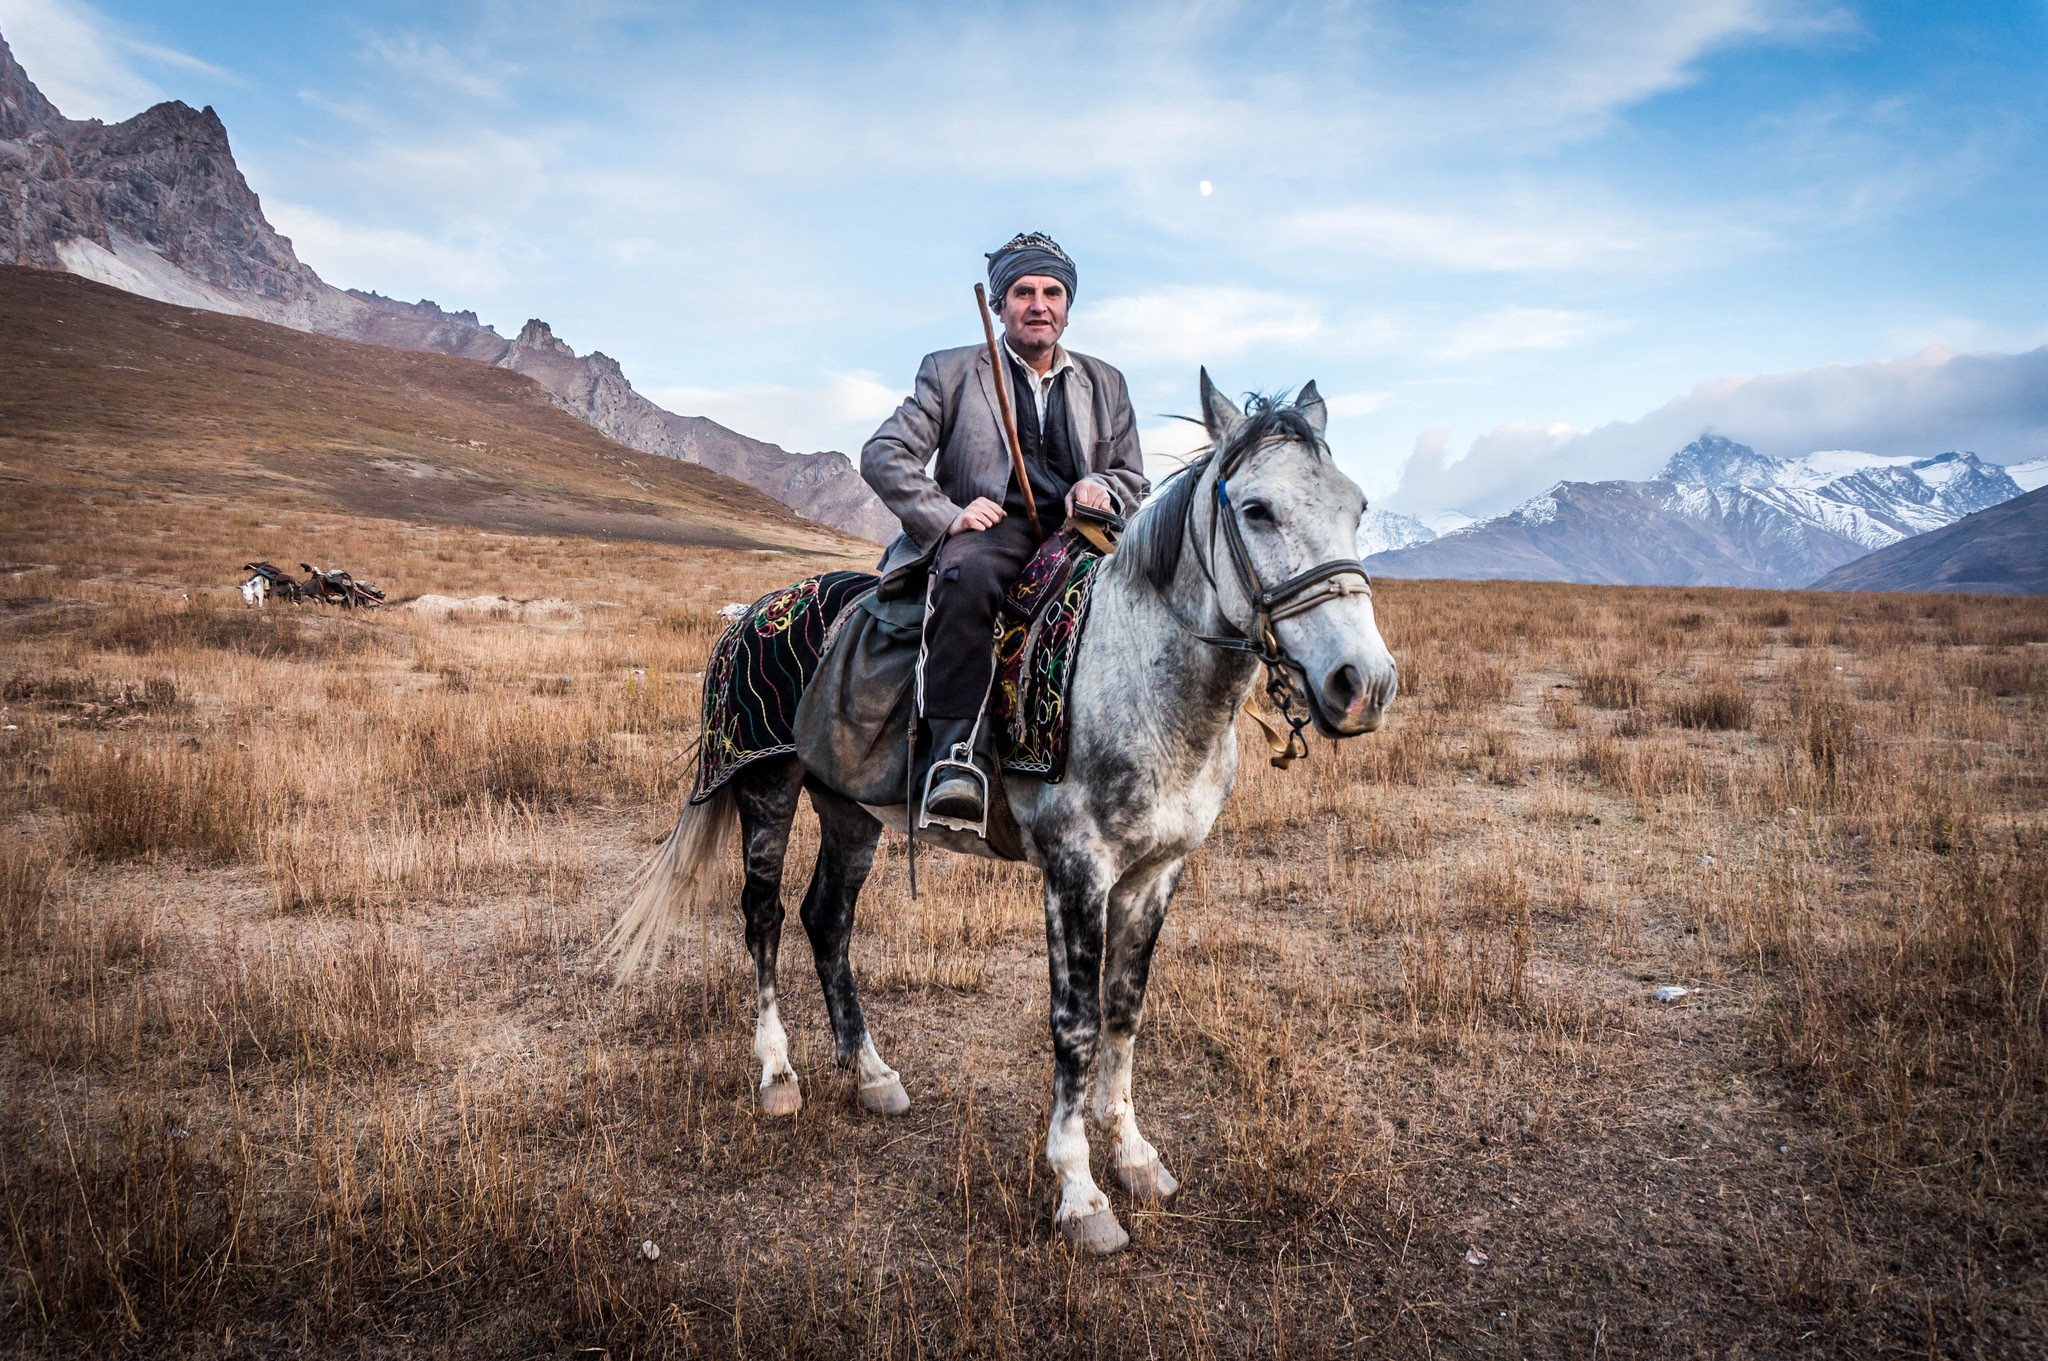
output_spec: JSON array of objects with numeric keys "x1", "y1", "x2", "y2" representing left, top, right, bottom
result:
[{"x1": 986, "y1": 232, "x2": 1077, "y2": 306}]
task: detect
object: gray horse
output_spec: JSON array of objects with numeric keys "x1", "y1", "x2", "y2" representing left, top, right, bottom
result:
[{"x1": 605, "y1": 374, "x2": 1397, "y2": 1254}]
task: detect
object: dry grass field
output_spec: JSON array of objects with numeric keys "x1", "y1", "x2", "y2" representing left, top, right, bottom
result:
[
  {"x1": 5, "y1": 525, "x2": 2044, "y2": 1358},
  {"x1": 2, "y1": 266, "x2": 2044, "y2": 1357}
]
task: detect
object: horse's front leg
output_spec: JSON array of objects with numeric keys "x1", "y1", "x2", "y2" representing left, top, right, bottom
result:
[
  {"x1": 1043, "y1": 849, "x2": 1128, "y2": 1254},
  {"x1": 1095, "y1": 857, "x2": 1183, "y2": 1203}
]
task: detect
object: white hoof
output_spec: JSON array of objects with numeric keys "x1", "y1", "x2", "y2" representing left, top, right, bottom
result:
[
  {"x1": 857, "y1": 1077, "x2": 911, "y2": 1116},
  {"x1": 758, "y1": 1079, "x2": 803, "y2": 1119},
  {"x1": 1115, "y1": 1157, "x2": 1180, "y2": 1203},
  {"x1": 1059, "y1": 1208, "x2": 1130, "y2": 1256}
]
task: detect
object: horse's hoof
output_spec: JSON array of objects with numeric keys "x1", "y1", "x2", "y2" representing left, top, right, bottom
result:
[
  {"x1": 1059, "y1": 1209, "x2": 1130, "y2": 1256},
  {"x1": 758, "y1": 1080, "x2": 803, "y2": 1119},
  {"x1": 1116, "y1": 1158, "x2": 1180, "y2": 1203},
  {"x1": 857, "y1": 1077, "x2": 911, "y2": 1116}
]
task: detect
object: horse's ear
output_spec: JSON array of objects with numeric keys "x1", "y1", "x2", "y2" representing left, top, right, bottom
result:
[
  {"x1": 1295, "y1": 381, "x2": 1327, "y2": 438},
  {"x1": 1199, "y1": 367, "x2": 1243, "y2": 445}
]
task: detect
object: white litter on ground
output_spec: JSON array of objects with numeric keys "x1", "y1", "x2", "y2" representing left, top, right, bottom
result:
[{"x1": 1655, "y1": 986, "x2": 1691, "y2": 1003}]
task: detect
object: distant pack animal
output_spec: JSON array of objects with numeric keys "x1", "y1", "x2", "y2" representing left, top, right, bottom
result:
[
  {"x1": 296, "y1": 563, "x2": 381, "y2": 609},
  {"x1": 604, "y1": 375, "x2": 1397, "y2": 1255},
  {"x1": 240, "y1": 561, "x2": 301, "y2": 605}
]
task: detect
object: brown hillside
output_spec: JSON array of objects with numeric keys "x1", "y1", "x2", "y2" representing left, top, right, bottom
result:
[{"x1": 0, "y1": 264, "x2": 867, "y2": 562}]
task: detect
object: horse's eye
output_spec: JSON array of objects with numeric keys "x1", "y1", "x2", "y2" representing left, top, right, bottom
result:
[{"x1": 1241, "y1": 501, "x2": 1274, "y2": 524}]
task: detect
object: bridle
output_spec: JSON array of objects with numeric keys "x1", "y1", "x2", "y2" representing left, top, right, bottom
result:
[{"x1": 1163, "y1": 430, "x2": 1374, "y2": 767}]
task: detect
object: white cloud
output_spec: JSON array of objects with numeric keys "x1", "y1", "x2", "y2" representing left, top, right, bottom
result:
[
  {"x1": 646, "y1": 372, "x2": 905, "y2": 455},
  {"x1": 1383, "y1": 344, "x2": 2048, "y2": 516},
  {"x1": 1077, "y1": 287, "x2": 1325, "y2": 367},
  {"x1": 0, "y1": 0, "x2": 218, "y2": 119},
  {"x1": 365, "y1": 33, "x2": 514, "y2": 104},
  {"x1": 1432, "y1": 307, "x2": 1632, "y2": 360},
  {"x1": 266, "y1": 202, "x2": 514, "y2": 298},
  {"x1": 1283, "y1": 199, "x2": 1687, "y2": 275},
  {"x1": 1326, "y1": 391, "x2": 1393, "y2": 418},
  {"x1": 1464, "y1": 1, "x2": 1857, "y2": 136}
]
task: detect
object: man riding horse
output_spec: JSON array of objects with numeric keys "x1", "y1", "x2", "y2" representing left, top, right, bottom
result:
[{"x1": 860, "y1": 233, "x2": 1147, "y2": 831}]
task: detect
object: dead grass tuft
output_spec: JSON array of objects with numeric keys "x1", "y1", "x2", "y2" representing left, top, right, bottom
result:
[{"x1": 55, "y1": 742, "x2": 259, "y2": 862}]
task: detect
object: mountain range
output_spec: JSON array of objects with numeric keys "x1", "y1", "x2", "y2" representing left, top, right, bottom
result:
[
  {"x1": 0, "y1": 33, "x2": 895, "y2": 543},
  {"x1": 1811, "y1": 485, "x2": 2048, "y2": 595},
  {"x1": 1363, "y1": 435, "x2": 2028, "y2": 589}
]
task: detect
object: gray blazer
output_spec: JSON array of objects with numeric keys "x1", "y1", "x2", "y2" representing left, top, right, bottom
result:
[{"x1": 861, "y1": 343, "x2": 1148, "y2": 573}]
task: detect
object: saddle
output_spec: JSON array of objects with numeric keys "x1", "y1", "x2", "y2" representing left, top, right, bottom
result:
[{"x1": 691, "y1": 523, "x2": 1112, "y2": 861}]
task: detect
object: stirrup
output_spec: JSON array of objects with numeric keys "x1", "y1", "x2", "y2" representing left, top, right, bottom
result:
[{"x1": 917, "y1": 740, "x2": 989, "y2": 838}]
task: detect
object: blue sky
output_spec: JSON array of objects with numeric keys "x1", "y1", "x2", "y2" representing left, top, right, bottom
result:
[{"x1": 5, "y1": 0, "x2": 2046, "y2": 516}]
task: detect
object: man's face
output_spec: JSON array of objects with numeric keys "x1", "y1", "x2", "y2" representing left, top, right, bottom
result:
[{"x1": 999, "y1": 275, "x2": 1069, "y2": 354}]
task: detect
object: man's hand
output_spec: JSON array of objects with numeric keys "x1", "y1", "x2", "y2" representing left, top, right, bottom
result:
[
  {"x1": 1065, "y1": 479, "x2": 1113, "y2": 515},
  {"x1": 949, "y1": 497, "x2": 1007, "y2": 536}
]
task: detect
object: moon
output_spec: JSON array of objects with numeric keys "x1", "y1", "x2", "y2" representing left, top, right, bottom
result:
[{"x1": 1199, "y1": 180, "x2": 1213, "y2": 196}]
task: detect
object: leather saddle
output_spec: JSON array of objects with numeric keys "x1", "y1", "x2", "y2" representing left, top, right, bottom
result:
[{"x1": 791, "y1": 514, "x2": 1117, "y2": 859}]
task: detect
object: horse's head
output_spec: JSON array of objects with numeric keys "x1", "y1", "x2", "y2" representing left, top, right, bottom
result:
[{"x1": 1189, "y1": 371, "x2": 1397, "y2": 736}]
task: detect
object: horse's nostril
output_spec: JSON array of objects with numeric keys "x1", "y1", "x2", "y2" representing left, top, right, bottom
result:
[{"x1": 1325, "y1": 663, "x2": 1365, "y2": 714}]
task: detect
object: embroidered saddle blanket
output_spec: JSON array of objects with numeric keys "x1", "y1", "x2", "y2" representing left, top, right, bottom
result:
[
  {"x1": 692, "y1": 570, "x2": 878, "y2": 804},
  {"x1": 689, "y1": 531, "x2": 1106, "y2": 807}
]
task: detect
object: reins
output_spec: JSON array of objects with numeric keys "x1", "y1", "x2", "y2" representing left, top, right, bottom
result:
[{"x1": 1158, "y1": 432, "x2": 1374, "y2": 768}]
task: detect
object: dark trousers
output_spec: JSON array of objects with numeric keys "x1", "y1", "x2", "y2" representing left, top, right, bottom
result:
[{"x1": 922, "y1": 515, "x2": 1048, "y2": 720}]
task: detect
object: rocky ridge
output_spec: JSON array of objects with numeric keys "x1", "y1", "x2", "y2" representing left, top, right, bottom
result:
[
  {"x1": 0, "y1": 32, "x2": 893, "y2": 542},
  {"x1": 1366, "y1": 434, "x2": 2024, "y2": 588},
  {"x1": 1810, "y1": 486, "x2": 2048, "y2": 595}
]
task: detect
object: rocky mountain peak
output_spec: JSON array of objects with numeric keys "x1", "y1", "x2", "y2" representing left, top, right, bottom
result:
[
  {"x1": 110, "y1": 99, "x2": 232, "y2": 154},
  {"x1": 0, "y1": 33, "x2": 61, "y2": 139},
  {"x1": 348, "y1": 291, "x2": 492, "y2": 331},
  {"x1": 1658, "y1": 434, "x2": 1781, "y2": 489},
  {"x1": 515, "y1": 318, "x2": 575, "y2": 355}
]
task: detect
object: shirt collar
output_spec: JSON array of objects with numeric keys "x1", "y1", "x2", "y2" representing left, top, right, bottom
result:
[{"x1": 1002, "y1": 339, "x2": 1074, "y2": 388}]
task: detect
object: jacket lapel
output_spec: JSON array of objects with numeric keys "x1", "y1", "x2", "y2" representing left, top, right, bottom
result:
[
  {"x1": 1065, "y1": 359, "x2": 1098, "y2": 461},
  {"x1": 974, "y1": 349, "x2": 1006, "y2": 456},
  {"x1": 973, "y1": 349, "x2": 1014, "y2": 496}
]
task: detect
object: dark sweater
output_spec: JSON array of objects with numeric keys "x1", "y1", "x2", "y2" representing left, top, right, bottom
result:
[{"x1": 1002, "y1": 358, "x2": 1080, "y2": 528}]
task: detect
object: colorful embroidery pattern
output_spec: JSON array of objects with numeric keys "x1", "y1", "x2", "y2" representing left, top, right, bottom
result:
[
  {"x1": 691, "y1": 570, "x2": 878, "y2": 804},
  {"x1": 995, "y1": 533, "x2": 1104, "y2": 781}
]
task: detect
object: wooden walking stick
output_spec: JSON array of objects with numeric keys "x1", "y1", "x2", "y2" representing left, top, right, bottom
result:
[{"x1": 975, "y1": 283, "x2": 1042, "y2": 537}]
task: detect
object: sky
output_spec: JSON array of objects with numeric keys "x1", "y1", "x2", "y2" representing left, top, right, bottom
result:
[{"x1": 5, "y1": 0, "x2": 2046, "y2": 518}]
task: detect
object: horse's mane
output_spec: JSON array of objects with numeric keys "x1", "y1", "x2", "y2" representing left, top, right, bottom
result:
[{"x1": 1123, "y1": 392, "x2": 1329, "y2": 594}]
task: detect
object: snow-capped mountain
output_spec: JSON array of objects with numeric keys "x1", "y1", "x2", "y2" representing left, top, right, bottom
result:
[
  {"x1": 1357, "y1": 507, "x2": 1437, "y2": 556},
  {"x1": 1364, "y1": 434, "x2": 2026, "y2": 588},
  {"x1": 2004, "y1": 457, "x2": 2048, "y2": 493}
]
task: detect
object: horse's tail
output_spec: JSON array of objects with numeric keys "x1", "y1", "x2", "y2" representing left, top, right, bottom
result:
[{"x1": 598, "y1": 784, "x2": 739, "y2": 982}]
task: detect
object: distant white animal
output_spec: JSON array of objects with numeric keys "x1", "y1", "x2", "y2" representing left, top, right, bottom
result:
[
  {"x1": 717, "y1": 601, "x2": 750, "y2": 620},
  {"x1": 241, "y1": 574, "x2": 268, "y2": 606}
]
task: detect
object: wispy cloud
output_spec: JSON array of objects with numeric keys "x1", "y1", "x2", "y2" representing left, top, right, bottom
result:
[
  {"x1": 1432, "y1": 307, "x2": 1633, "y2": 359},
  {"x1": 364, "y1": 33, "x2": 515, "y2": 105},
  {"x1": 1079, "y1": 288, "x2": 1326, "y2": 367},
  {"x1": 645, "y1": 372, "x2": 905, "y2": 455},
  {"x1": 265, "y1": 202, "x2": 519, "y2": 298},
  {"x1": 0, "y1": 0, "x2": 226, "y2": 119}
]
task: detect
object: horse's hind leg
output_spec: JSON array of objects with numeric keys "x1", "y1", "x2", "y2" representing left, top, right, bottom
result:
[
  {"x1": 736, "y1": 758, "x2": 806, "y2": 1117},
  {"x1": 1096, "y1": 857, "x2": 1183, "y2": 1203},
  {"x1": 799, "y1": 783, "x2": 909, "y2": 1115}
]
